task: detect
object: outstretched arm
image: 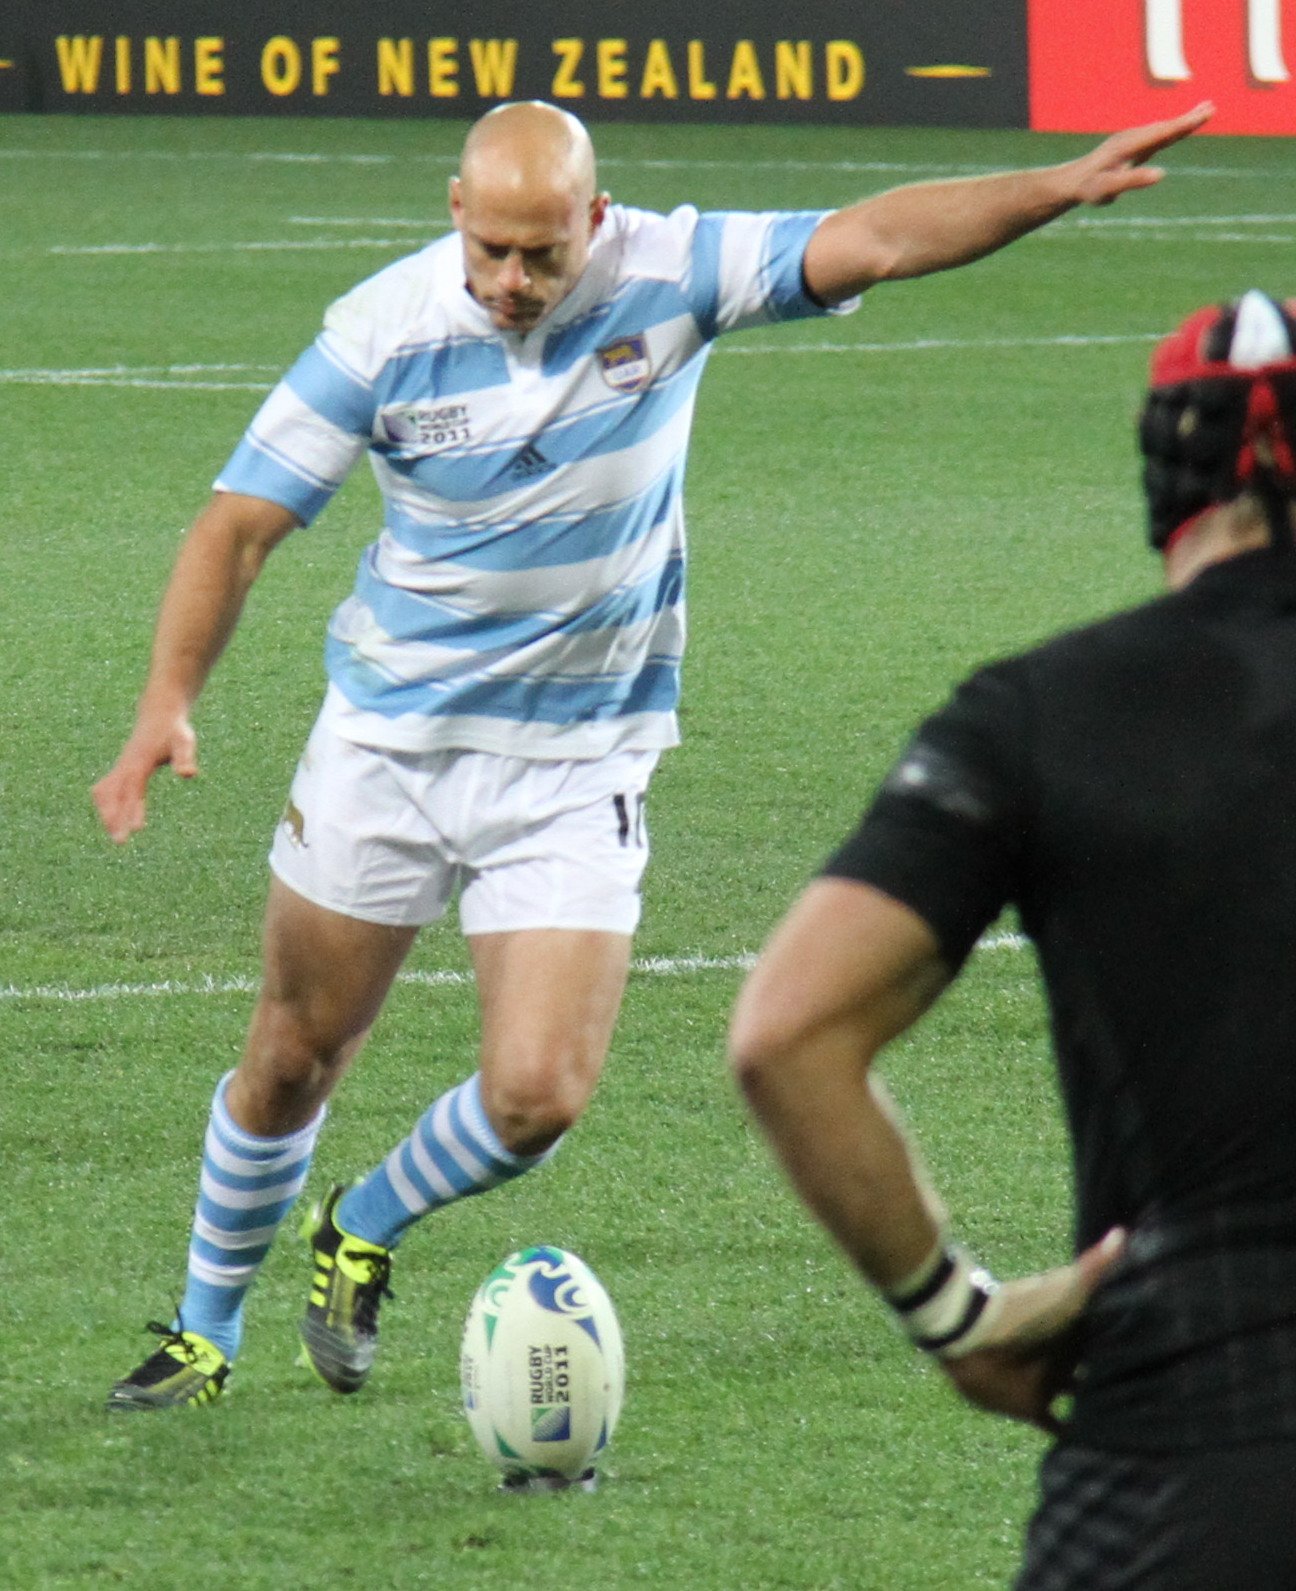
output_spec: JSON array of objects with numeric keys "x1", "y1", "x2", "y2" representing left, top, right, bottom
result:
[
  {"x1": 802, "y1": 102, "x2": 1213, "y2": 305},
  {"x1": 93, "y1": 491, "x2": 300, "y2": 843},
  {"x1": 729, "y1": 878, "x2": 1124, "y2": 1433}
]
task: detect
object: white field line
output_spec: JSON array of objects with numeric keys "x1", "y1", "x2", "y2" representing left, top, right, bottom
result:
[
  {"x1": 47, "y1": 237, "x2": 425, "y2": 256},
  {"x1": 1135, "y1": 232, "x2": 1294, "y2": 245},
  {"x1": 2, "y1": 362, "x2": 283, "y2": 375},
  {"x1": 289, "y1": 215, "x2": 437, "y2": 228},
  {"x1": 0, "y1": 146, "x2": 1272, "y2": 180},
  {"x1": 723, "y1": 332, "x2": 1162, "y2": 355},
  {"x1": 0, "y1": 361, "x2": 282, "y2": 391},
  {"x1": 0, "y1": 933, "x2": 1027, "y2": 1005},
  {"x1": 3, "y1": 375, "x2": 274, "y2": 391},
  {"x1": 1046, "y1": 225, "x2": 1295, "y2": 246},
  {"x1": 0, "y1": 149, "x2": 1090, "y2": 177},
  {"x1": 7, "y1": 148, "x2": 992, "y2": 174},
  {"x1": 40, "y1": 217, "x2": 1292, "y2": 259},
  {"x1": 1075, "y1": 213, "x2": 1296, "y2": 227},
  {"x1": 290, "y1": 211, "x2": 1296, "y2": 232},
  {"x1": 37, "y1": 230, "x2": 1284, "y2": 257},
  {"x1": 0, "y1": 333, "x2": 1167, "y2": 393}
]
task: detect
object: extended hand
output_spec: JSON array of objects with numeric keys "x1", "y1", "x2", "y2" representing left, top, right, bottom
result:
[
  {"x1": 1068, "y1": 102, "x2": 1214, "y2": 206},
  {"x1": 939, "y1": 1228, "x2": 1126, "y2": 1433},
  {"x1": 93, "y1": 713, "x2": 199, "y2": 843}
]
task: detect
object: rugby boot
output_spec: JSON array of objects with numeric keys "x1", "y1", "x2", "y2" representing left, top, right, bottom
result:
[
  {"x1": 106, "y1": 1321, "x2": 230, "y2": 1411},
  {"x1": 298, "y1": 1183, "x2": 393, "y2": 1394}
]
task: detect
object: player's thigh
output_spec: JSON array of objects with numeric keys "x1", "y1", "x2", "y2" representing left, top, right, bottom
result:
[
  {"x1": 469, "y1": 929, "x2": 632, "y2": 1150},
  {"x1": 471, "y1": 927, "x2": 633, "y2": 1085},
  {"x1": 230, "y1": 879, "x2": 419, "y2": 1133},
  {"x1": 459, "y1": 753, "x2": 648, "y2": 1108},
  {"x1": 257, "y1": 875, "x2": 419, "y2": 1053}
]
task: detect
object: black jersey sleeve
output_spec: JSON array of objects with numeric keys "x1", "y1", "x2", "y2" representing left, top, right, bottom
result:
[{"x1": 823, "y1": 662, "x2": 1028, "y2": 970}]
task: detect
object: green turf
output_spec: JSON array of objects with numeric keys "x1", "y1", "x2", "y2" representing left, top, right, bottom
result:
[{"x1": 2, "y1": 112, "x2": 1289, "y2": 1587}]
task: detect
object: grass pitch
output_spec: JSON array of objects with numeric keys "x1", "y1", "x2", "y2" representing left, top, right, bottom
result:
[{"x1": 3, "y1": 112, "x2": 1291, "y2": 1588}]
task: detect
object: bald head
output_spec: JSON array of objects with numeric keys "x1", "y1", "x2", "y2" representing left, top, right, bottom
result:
[
  {"x1": 450, "y1": 103, "x2": 608, "y2": 335},
  {"x1": 460, "y1": 102, "x2": 597, "y2": 209}
]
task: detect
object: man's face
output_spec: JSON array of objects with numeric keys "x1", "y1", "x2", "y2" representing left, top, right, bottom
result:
[{"x1": 451, "y1": 178, "x2": 607, "y2": 335}]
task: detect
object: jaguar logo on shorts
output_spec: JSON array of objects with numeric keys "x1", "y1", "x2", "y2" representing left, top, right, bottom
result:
[
  {"x1": 598, "y1": 335, "x2": 652, "y2": 393},
  {"x1": 281, "y1": 798, "x2": 307, "y2": 848}
]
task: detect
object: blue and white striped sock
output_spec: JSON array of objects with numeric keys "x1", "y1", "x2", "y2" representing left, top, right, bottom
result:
[
  {"x1": 176, "y1": 1073, "x2": 323, "y2": 1361},
  {"x1": 337, "y1": 1073, "x2": 552, "y2": 1248}
]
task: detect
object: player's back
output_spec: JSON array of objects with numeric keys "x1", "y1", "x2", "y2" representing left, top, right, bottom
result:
[
  {"x1": 1014, "y1": 547, "x2": 1296, "y2": 1449},
  {"x1": 1018, "y1": 547, "x2": 1296, "y2": 1236}
]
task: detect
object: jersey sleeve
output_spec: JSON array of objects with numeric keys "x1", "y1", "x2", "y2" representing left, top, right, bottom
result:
[
  {"x1": 685, "y1": 209, "x2": 859, "y2": 339},
  {"x1": 823, "y1": 663, "x2": 1029, "y2": 970},
  {"x1": 213, "y1": 292, "x2": 380, "y2": 524}
]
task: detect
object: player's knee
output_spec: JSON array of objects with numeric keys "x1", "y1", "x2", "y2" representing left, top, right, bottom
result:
[
  {"x1": 727, "y1": 998, "x2": 794, "y2": 1102},
  {"x1": 481, "y1": 1060, "x2": 592, "y2": 1156},
  {"x1": 238, "y1": 995, "x2": 361, "y2": 1126}
]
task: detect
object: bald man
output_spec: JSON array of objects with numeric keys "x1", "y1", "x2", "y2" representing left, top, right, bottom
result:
[{"x1": 95, "y1": 99, "x2": 1211, "y2": 1412}]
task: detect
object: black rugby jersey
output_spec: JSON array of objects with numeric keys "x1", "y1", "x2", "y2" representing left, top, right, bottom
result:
[{"x1": 827, "y1": 547, "x2": 1296, "y2": 1451}]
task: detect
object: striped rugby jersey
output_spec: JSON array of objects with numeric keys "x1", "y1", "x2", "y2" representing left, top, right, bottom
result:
[{"x1": 216, "y1": 203, "x2": 852, "y2": 758}]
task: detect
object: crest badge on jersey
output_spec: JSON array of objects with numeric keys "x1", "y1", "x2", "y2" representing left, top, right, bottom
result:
[{"x1": 598, "y1": 335, "x2": 652, "y2": 394}]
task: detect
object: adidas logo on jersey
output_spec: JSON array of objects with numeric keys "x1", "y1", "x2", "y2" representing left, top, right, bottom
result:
[{"x1": 510, "y1": 441, "x2": 552, "y2": 479}]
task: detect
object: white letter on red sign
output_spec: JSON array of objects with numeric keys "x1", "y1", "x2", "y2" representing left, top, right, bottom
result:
[
  {"x1": 1146, "y1": 0, "x2": 1289, "y2": 83},
  {"x1": 1248, "y1": 0, "x2": 1289, "y2": 81},
  {"x1": 1146, "y1": 0, "x2": 1190, "y2": 80}
]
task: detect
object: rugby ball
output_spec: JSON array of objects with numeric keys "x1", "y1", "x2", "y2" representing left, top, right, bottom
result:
[{"x1": 460, "y1": 1246, "x2": 624, "y2": 1484}]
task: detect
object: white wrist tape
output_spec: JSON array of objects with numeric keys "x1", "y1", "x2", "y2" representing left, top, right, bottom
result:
[{"x1": 884, "y1": 1242, "x2": 1000, "y2": 1358}]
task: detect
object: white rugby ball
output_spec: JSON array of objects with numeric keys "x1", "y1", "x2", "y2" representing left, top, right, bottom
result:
[{"x1": 460, "y1": 1246, "x2": 624, "y2": 1483}]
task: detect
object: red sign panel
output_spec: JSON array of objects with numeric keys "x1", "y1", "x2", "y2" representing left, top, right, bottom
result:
[{"x1": 1029, "y1": 0, "x2": 1296, "y2": 134}]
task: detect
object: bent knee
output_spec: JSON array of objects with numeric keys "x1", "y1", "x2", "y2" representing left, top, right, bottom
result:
[
  {"x1": 239, "y1": 996, "x2": 368, "y2": 1121},
  {"x1": 250, "y1": 997, "x2": 345, "y2": 1070},
  {"x1": 481, "y1": 1063, "x2": 593, "y2": 1156},
  {"x1": 727, "y1": 1000, "x2": 790, "y2": 1091}
]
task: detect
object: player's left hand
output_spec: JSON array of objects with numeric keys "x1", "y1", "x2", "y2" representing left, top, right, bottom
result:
[
  {"x1": 1066, "y1": 102, "x2": 1214, "y2": 207},
  {"x1": 937, "y1": 1227, "x2": 1126, "y2": 1433}
]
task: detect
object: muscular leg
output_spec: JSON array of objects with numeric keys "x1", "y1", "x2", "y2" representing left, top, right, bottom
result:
[
  {"x1": 227, "y1": 877, "x2": 419, "y2": 1134},
  {"x1": 472, "y1": 928, "x2": 633, "y2": 1153},
  {"x1": 334, "y1": 929, "x2": 632, "y2": 1249},
  {"x1": 174, "y1": 878, "x2": 416, "y2": 1358}
]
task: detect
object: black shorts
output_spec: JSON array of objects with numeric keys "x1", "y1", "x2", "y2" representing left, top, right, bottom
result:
[{"x1": 1016, "y1": 1440, "x2": 1296, "y2": 1590}]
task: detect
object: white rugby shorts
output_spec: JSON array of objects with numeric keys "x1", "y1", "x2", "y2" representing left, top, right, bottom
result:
[{"x1": 269, "y1": 712, "x2": 657, "y2": 935}]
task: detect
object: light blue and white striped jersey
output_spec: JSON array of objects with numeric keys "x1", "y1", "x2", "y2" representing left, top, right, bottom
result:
[{"x1": 216, "y1": 203, "x2": 852, "y2": 758}]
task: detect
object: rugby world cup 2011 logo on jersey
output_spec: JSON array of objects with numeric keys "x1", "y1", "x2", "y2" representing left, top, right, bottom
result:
[
  {"x1": 379, "y1": 400, "x2": 472, "y2": 449},
  {"x1": 598, "y1": 335, "x2": 652, "y2": 393}
]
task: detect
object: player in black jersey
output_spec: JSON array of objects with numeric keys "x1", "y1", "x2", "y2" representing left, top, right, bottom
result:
[{"x1": 731, "y1": 291, "x2": 1296, "y2": 1590}]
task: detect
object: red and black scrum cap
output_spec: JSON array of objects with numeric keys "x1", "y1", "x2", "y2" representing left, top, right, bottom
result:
[{"x1": 1139, "y1": 290, "x2": 1296, "y2": 551}]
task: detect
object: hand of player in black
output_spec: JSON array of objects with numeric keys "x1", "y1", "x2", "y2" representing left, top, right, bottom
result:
[{"x1": 938, "y1": 1228, "x2": 1127, "y2": 1433}]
